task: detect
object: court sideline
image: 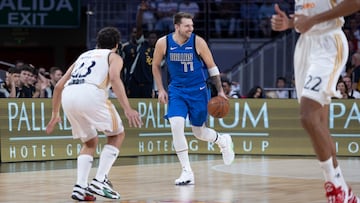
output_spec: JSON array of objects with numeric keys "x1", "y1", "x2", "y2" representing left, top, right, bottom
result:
[{"x1": 0, "y1": 155, "x2": 360, "y2": 202}]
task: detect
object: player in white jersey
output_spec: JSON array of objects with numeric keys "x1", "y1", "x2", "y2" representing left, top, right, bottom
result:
[
  {"x1": 271, "y1": 1, "x2": 359, "y2": 203},
  {"x1": 46, "y1": 27, "x2": 142, "y2": 201},
  {"x1": 294, "y1": 0, "x2": 360, "y2": 34}
]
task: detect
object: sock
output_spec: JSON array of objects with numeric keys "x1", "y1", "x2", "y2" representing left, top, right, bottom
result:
[
  {"x1": 319, "y1": 157, "x2": 341, "y2": 187},
  {"x1": 335, "y1": 166, "x2": 349, "y2": 192},
  {"x1": 177, "y1": 150, "x2": 192, "y2": 172},
  {"x1": 95, "y1": 144, "x2": 119, "y2": 182},
  {"x1": 76, "y1": 154, "x2": 93, "y2": 188}
]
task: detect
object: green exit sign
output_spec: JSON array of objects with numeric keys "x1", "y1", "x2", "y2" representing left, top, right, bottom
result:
[{"x1": 0, "y1": 0, "x2": 80, "y2": 28}]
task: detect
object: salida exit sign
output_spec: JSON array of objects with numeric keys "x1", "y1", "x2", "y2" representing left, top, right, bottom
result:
[{"x1": 0, "y1": 0, "x2": 80, "y2": 28}]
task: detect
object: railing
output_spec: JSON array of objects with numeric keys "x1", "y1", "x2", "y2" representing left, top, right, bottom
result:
[
  {"x1": 85, "y1": 0, "x2": 293, "y2": 48},
  {"x1": 226, "y1": 31, "x2": 298, "y2": 96},
  {"x1": 84, "y1": 0, "x2": 297, "y2": 95}
]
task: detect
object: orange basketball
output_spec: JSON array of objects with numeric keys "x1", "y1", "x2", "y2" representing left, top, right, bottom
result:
[{"x1": 207, "y1": 96, "x2": 230, "y2": 118}]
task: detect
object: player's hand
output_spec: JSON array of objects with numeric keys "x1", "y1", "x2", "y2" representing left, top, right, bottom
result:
[
  {"x1": 293, "y1": 14, "x2": 314, "y2": 34},
  {"x1": 271, "y1": 4, "x2": 289, "y2": 31},
  {"x1": 46, "y1": 113, "x2": 62, "y2": 134},
  {"x1": 218, "y1": 91, "x2": 228, "y2": 100},
  {"x1": 157, "y1": 90, "x2": 168, "y2": 104},
  {"x1": 124, "y1": 109, "x2": 143, "y2": 128}
]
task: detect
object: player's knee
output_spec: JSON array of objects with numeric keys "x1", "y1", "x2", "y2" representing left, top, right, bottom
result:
[{"x1": 192, "y1": 125, "x2": 207, "y2": 141}]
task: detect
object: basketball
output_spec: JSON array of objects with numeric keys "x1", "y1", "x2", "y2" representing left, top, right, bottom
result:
[{"x1": 207, "y1": 96, "x2": 230, "y2": 118}]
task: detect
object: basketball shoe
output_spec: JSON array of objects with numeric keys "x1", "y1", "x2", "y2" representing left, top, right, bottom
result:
[
  {"x1": 325, "y1": 181, "x2": 347, "y2": 203},
  {"x1": 175, "y1": 170, "x2": 195, "y2": 185},
  {"x1": 71, "y1": 184, "x2": 96, "y2": 201},
  {"x1": 88, "y1": 177, "x2": 120, "y2": 199},
  {"x1": 217, "y1": 134, "x2": 235, "y2": 165}
]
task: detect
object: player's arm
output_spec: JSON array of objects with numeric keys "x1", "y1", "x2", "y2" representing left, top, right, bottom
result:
[
  {"x1": 294, "y1": 0, "x2": 360, "y2": 33},
  {"x1": 46, "y1": 63, "x2": 73, "y2": 134},
  {"x1": 109, "y1": 52, "x2": 142, "y2": 128},
  {"x1": 195, "y1": 36, "x2": 226, "y2": 99},
  {"x1": 52, "y1": 64, "x2": 73, "y2": 116},
  {"x1": 271, "y1": 4, "x2": 294, "y2": 31},
  {"x1": 310, "y1": 0, "x2": 360, "y2": 22},
  {"x1": 152, "y1": 36, "x2": 167, "y2": 103}
]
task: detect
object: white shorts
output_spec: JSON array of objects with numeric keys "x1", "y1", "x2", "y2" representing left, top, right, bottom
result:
[
  {"x1": 61, "y1": 84, "x2": 124, "y2": 142},
  {"x1": 293, "y1": 29, "x2": 348, "y2": 105}
]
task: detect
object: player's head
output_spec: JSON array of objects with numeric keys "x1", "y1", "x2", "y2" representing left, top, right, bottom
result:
[
  {"x1": 174, "y1": 12, "x2": 194, "y2": 37},
  {"x1": 96, "y1": 27, "x2": 121, "y2": 49}
]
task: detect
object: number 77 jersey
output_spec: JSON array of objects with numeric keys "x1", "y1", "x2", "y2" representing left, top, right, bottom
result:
[{"x1": 165, "y1": 33, "x2": 209, "y2": 88}]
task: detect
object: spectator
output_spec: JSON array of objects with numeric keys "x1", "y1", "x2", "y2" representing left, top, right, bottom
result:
[
  {"x1": 127, "y1": 1, "x2": 159, "y2": 98},
  {"x1": 47, "y1": 66, "x2": 63, "y2": 97},
  {"x1": 351, "y1": 52, "x2": 360, "y2": 91},
  {"x1": 137, "y1": 0, "x2": 157, "y2": 32},
  {"x1": 290, "y1": 75, "x2": 297, "y2": 99},
  {"x1": 349, "y1": 17, "x2": 360, "y2": 52},
  {"x1": 0, "y1": 77, "x2": 6, "y2": 98},
  {"x1": 30, "y1": 66, "x2": 50, "y2": 98},
  {"x1": 211, "y1": 0, "x2": 237, "y2": 38},
  {"x1": 275, "y1": 76, "x2": 289, "y2": 98},
  {"x1": 154, "y1": 0, "x2": 178, "y2": 33},
  {"x1": 221, "y1": 78, "x2": 240, "y2": 98},
  {"x1": 246, "y1": 86, "x2": 264, "y2": 98},
  {"x1": 343, "y1": 27, "x2": 358, "y2": 57},
  {"x1": 14, "y1": 60, "x2": 24, "y2": 68},
  {"x1": 342, "y1": 75, "x2": 360, "y2": 98},
  {"x1": 258, "y1": 1, "x2": 275, "y2": 37},
  {"x1": 336, "y1": 80, "x2": 354, "y2": 99},
  {"x1": 238, "y1": 2, "x2": 259, "y2": 37},
  {"x1": 121, "y1": 27, "x2": 140, "y2": 92},
  {"x1": 38, "y1": 67, "x2": 47, "y2": 75},
  {"x1": 178, "y1": 0, "x2": 200, "y2": 19},
  {"x1": 1, "y1": 66, "x2": 20, "y2": 98},
  {"x1": 17, "y1": 64, "x2": 35, "y2": 98}
]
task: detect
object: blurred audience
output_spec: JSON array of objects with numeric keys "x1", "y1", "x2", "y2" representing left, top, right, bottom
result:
[{"x1": 245, "y1": 86, "x2": 264, "y2": 98}]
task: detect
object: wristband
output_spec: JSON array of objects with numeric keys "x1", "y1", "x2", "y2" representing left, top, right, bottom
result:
[{"x1": 208, "y1": 66, "x2": 220, "y2": 76}]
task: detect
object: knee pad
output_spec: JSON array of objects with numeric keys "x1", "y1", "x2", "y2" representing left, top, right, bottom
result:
[
  {"x1": 192, "y1": 125, "x2": 217, "y2": 142},
  {"x1": 169, "y1": 117, "x2": 188, "y2": 151}
]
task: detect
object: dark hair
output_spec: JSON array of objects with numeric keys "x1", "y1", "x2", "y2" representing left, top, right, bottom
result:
[
  {"x1": 96, "y1": 27, "x2": 121, "y2": 49},
  {"x1": 173, "y1": 12, "x2": 193, "y2": 25},
  {"x1": 49, "y1": 66, "x2": 62, "y2": 74},
  {"x1": 8, "y1": 66, "x2": 21, "y2": 74},
  {"x1": 246, "y1": 86, "x2": 264, "y2": 98},
  {"x1": 276, "y1": 76, "x2": 287, "y2": 83},
  {"x1": 19, "y1": 64, "x2": 33, "y2": 73}
]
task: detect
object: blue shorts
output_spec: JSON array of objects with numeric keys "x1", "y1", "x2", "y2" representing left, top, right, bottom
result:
[{"x1": 165, "y1": 83, "x2": 210, "y2": 126}]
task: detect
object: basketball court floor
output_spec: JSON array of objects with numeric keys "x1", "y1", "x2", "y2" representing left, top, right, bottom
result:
[{"x1": 1, "y1": 155, "x2": 360, "y2": 203}]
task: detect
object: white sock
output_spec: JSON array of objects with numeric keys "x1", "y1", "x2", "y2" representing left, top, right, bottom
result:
[
  {"x1": 169, "y1": 117, "x2": 192, "y2": 172},
  {"x1": 177, "y1": 150, "x2": 192, "y2": 172},
  {"x1": 319, "y1": 157, "x2": 340, "y2": 187},
  {"x1": 76, "y1": 154, "x2": 93, "y2": 188},
  {"x1": 95, "y1": 144, "x2": 119, "y2": 182},
  {"x1": 335, "y1": 166, "x2": 348, "y2": 191}
]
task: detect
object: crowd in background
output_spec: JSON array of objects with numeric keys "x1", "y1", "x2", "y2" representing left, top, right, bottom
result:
[
  {"x1": 0, "y1": 61, "x2": 63, "y2": 98},
  {"x1": 1, "y1": 0, "x2": 360, "y2": 100}
]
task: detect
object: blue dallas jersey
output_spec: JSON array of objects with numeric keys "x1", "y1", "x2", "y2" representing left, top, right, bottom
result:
[{"x1": 165, "y1": 33, "x2": 209, "y2": 87}]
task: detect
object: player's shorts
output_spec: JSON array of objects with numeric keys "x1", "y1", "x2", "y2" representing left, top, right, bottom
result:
[
  {"x1": 293, "y1": 28, "x2": 348, "y2": 105},
  {"x1": 165, "y1": 83, "x2": 210, "y2": 126},
  {"x1": 61, "y1": 84, "x2": 124, "y2": 142}
]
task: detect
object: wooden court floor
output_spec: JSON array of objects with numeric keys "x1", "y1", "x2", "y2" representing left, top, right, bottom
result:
[{"x1": 1, "y1": 155, "x2": 360, "y2": 203}]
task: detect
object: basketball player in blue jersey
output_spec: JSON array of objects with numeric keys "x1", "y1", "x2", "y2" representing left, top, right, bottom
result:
[
  {"x1": 272, "y1": 1, "x2": 359, "y2": 202},
  {"x1": 46, "y1": 27, "x2": 142, "y2": 201},
  {"x1": 152, "y1": 12, "x2": 235, "y2": 185}
]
